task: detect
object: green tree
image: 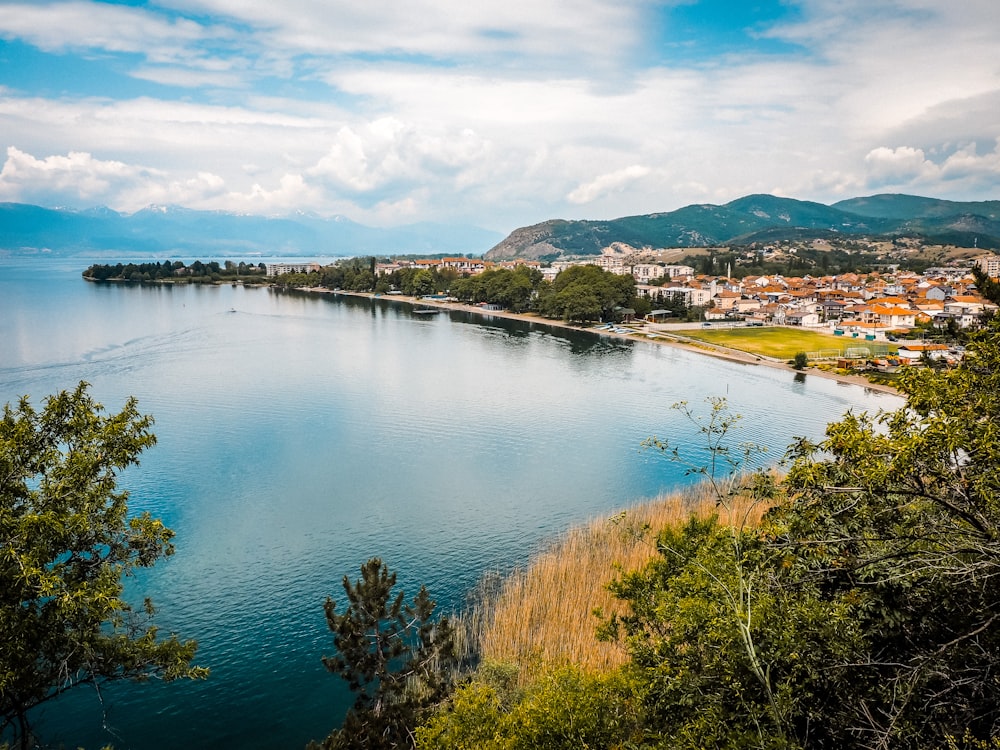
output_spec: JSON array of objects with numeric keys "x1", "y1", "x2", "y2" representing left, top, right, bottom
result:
[
  {"x1": 630, "y1": 294, "x2": 653, "y2": 318},
  {"x1": 606, "y1": 321, "x2": 1000, "y2": 748},
  {"x1": 311, "y1": 558, "x2": 459, "y2": 750},
  {"x1": 448, "y1": 275, "x2": 482, "y2": 304},
  {"x1": 773, "y1": 317, "x2": 1000, "y2": 747},
  {"x1": 0, "y1": 383, "x2": 206, "y2": 749},
  {"x1": 973, "y1": 266, "x2": 1000, "y2": 306},
  {"x1": 614, "y1": 400, "x2": 796, "y2": 748},
  {"x1": 536, "y1": 265, "x2": 634, "y2": 323},
  {"x1": 412, "y1": 269, "x2": 436, "y2": 297},
  {"x1": 554, "y1": 286, "x2": 602, "y2": 323},
  {"x1": 792, "y1": 351, "x2": 808, "y2": 370},
  {"x1": 346, "y1": 269, "x2": 376, "y2": 292},
  {"x1": 604, "y1": 515, "x2": 847, "y2": 750},
  {"x1": 417, "y1": 665, "x2": 643, "y2": 750}
]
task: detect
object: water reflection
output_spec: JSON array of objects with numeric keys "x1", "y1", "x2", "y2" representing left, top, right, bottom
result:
[{"x1": 0, "y1": 260, "x2": 904, "y2": 750}]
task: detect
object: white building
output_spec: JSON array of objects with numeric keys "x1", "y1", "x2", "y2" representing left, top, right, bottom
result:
[
  {"x1": 976, "y1": 254, "x2": 1000, "y2": 279},
  {"x1": 265, "y1": 262, "x2": 321, "y2": 277},
  {"x1": 636, "y1": 285, "x2": 712, "y2": 307}
]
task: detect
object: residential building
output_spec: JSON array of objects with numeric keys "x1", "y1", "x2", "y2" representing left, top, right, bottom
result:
[
  {"x1": 265, "y1": 262, "x2": 321, "y2": 277},
  {"x1": 977, "y1": 254, "x2": 1000, "y2": 279}
]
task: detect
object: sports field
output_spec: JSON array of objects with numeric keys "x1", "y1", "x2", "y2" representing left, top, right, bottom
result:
[{"x1": 680, "y1": 326, "x2": 864, "y2": 360}]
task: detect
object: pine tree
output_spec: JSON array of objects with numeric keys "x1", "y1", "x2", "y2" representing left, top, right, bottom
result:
[{"x1": 311, "y1": 558, "x2": 459, "y2": 750}]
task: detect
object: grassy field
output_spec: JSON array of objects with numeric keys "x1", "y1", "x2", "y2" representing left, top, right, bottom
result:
[{"x1": 680, "y1": 326, "x2": 875, "y2": 360}]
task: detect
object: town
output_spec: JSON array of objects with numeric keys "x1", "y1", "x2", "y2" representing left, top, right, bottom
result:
[{"x1": 267, "y1": 242, "x2": 999, "y2": 346}]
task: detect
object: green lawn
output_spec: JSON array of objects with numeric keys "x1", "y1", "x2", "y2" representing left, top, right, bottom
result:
[{"x1": 681, "y1": 326, "x2": 863, "y2": 360}]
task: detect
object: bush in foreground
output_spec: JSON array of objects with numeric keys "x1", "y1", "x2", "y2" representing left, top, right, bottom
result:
[
  {"x1": 0, "y1": 383, "x2": 206, "y2": 749},
  {"x1": 422, "y1": 319, "x2": 1000, "y2": 749}
]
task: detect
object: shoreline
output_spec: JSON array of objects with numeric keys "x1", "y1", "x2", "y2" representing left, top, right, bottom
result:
[{"x1": 293, "y1": 287, "x2": 901, "y2": 397}]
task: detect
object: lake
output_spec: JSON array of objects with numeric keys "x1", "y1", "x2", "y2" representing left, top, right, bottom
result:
[{"x1": 0, "y1": 256, "x2": 902, "y2": 749}]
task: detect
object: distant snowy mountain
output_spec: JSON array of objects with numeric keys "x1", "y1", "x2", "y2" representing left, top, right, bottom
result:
[{"x1": 0, "y1": 203, "x2": 504, "y2": 257}]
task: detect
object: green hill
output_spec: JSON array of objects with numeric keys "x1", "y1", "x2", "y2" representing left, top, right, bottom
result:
[{"x1": 484, "y1": 193, "x2": 1000, "y2": 260}]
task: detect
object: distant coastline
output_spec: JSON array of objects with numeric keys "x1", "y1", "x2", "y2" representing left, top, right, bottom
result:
[
  {"x1": 76, "y1": 266, "x2": 901, "y2": 396},
  {"x1": 293, "y1": 286, "x2": 901, "y2": 397}
]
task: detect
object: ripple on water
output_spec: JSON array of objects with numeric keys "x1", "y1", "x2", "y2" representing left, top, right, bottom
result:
[{"x1": 0, "y1": 266, "x2": 902, "y2": 750}]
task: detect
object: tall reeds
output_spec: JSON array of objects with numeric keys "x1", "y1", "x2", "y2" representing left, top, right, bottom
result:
[{"x1": 465, "y1": 482, "x2": 771, "y2": 685}]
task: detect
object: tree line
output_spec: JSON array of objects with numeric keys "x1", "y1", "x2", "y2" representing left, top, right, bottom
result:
[
  {"x1": 84, "y1": 255, "x2": 686, "y2": 322},
  {"x1": 83, "y1": 260, "x2": 268, "y2": 283},
  {"x1": 276, "y1": 258, "x2": 661, "y2": 324}
]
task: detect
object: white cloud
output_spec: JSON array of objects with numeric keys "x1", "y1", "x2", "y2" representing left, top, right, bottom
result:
[
  {"x1": 0, "y1": 2, "x2": 216, "y2": 55},
  {"x1": 160, "y1": 0, "x2": 644, "y2": 69},
  {"x1": 939, "y1": 141, "x2": 1000, "y2": 182},
  {"x1": 0, "y1": 146, "x2": 163, "y2": 205},
  {"x1": 1, "y1": 0, "x2": 999, "y2": 228},
  {"x1": 0, "y1": 1, "x2": 261, "y2": 92},
  {"x1": 130, "y1": 67, "x2": 247, "y2": 90},
  {"x1": 765, "y1": 0, "x2": 1000, "y2": 133},
  {"x1": 0, "y1": 94, "x2": 336, "y2": 169},
  {"x1": 230, "y1": 173, "x2": 323, "y2": 212},
  {"x1": 861, "y1": 140, "x2": 1000, "y2": 195},
  {"x1": 160, "y1": 171, "x2": 228, "y2": 203},
  {"x1": 309, "y1": 120, "x2": 407, "y2": 193},
  {"x1": 307, "y1": 118, "x2": 493, "y2": 198},
  {"x1": 864, "y1": 146, "x2": 937, "y2": 184},
  {"x1": 567, "y1": 165, "x2": 652, "y2": 204}
]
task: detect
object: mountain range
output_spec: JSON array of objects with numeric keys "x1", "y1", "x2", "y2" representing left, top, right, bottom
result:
[
  {"x1": 0, "y1": 203, "x2": 504, "y2": 258},
  {"x1": 484, "y1": 194, "x2": 1000, "y2": 261},
  {"x1": 2, "y1": 194, "x2": 999, "y2": 262}
]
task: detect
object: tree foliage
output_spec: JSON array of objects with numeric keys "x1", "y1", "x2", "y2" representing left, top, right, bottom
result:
[
  {"x1": 83, "y1": 260, "x2": 262, "y2": 283},
  {"x1": 416, "y1": 664, "x2": 643, "y2": 750},
  {"x1": 599, "y1": 320, "x2": 1000, "y2": 749},
  {"x1": 381, "y1": 266, "x2": 455, "y2": 297},
  {"x1": 604, "y1": 511, "x2": 873, "y2": 750},
  {"x1": 772, "y1": 317, "x2": 1000, "y2": 747},
  {"x1": 973, "y1": 266, "x2": 1000, "y2": 306},
  {"x1": 311, "y1": 558, "x2": 460, "y2": 750},
  {"x1": 449, "y1": 267, "x2": 541, "y2": 312},
  {"x1": 0, "y1": 383, "x2": 206, "y2": 749},
  {"x1": 535, "y1": 265, "x2": 635, "y2": 323},
  {"x1": 317, "y1": 257, "x2": 378, "y2": 292}
]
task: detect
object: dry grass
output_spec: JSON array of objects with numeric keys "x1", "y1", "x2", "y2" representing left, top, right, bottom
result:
[{"x1": 466, "y1": 482, "x2": 771, "y2": 685}]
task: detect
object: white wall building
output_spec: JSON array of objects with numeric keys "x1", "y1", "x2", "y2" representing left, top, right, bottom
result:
[
  {"x1": 976, "y1": 254, "x2": 1000, "y2": 279},
  {"x1": 265, "y1": 262, "x2": 321, "y2": 277}
]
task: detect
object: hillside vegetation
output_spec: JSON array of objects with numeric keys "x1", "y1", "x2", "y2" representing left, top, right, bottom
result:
[{"x1": 484, "y1": 193, "x2": 1000, "y2": 260}]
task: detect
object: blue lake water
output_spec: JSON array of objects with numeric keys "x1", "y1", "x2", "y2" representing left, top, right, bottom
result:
[{"x1": 0, "y1": 256, "x2": 903, "y2": 749}]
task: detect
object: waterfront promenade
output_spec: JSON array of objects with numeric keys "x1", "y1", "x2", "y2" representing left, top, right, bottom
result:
[{"x1": 299, "y1": 287, "x2": 900, "y2": 396}]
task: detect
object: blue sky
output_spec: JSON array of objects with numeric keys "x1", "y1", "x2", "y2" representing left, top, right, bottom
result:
[{"x1": 0, "y1": 0, "x2": 997, "y2": 232}]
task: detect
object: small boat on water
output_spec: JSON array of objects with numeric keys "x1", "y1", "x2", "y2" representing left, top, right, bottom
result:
[{"x1": 413, "y1": 308, "x2": 441, "y2": 315}]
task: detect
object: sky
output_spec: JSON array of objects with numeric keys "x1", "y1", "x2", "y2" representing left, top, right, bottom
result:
[{"x1": 0, "y1": 0, "x2": 998, "y2": 232}]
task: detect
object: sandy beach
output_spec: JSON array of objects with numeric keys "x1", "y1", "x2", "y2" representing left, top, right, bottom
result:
[{"x1": 297, "y1": 287, "x2": 901, "y2": 397}]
